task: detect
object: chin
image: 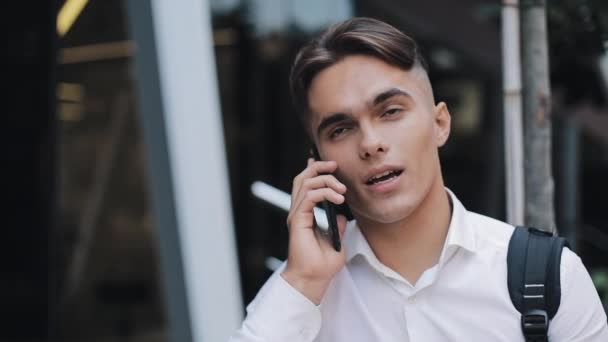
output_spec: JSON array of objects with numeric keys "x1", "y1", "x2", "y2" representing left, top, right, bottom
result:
[{"x1": 352, "y1": 194, "x2": 420, "y2": 224}]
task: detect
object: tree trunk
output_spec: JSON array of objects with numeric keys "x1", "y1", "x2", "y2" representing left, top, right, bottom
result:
[{"x1": 521, "y1": 2, "x2": 556, "y2": 233}]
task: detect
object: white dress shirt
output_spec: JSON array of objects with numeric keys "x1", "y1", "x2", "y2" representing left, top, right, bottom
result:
[{"x1": 231, "y1": 190, "x2": 608, "y2": 341}]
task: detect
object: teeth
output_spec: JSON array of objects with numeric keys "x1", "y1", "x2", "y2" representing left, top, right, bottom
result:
[
  {"x1": 371, "y1": 170, "x2": 392, "y2": 181},
  {"x1": 369, "y1": 170, "x2": 397, "y2": 183}
]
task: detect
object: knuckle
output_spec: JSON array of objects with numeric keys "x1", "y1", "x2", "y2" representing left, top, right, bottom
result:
[
  {"x1": 302, "y1": 178, "x2": 313, "y2": 187},
  {"x1": 305, "y1": 191, "x2": 315, "y2": 202},
  {"x1": 293, "y1": 174, "x2": 301, "y2": 186},
  {"x1": 331, "y1": 191, "x2": 343, "y2": 201}
]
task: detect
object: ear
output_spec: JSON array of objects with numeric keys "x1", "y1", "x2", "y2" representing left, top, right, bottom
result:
[{"x1": 433, "y1": 101, "x2": 451, "y2": 147}]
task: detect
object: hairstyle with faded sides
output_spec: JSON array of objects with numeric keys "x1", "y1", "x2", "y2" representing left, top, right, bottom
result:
[{"x1": 289, "y1": 17, "x2": 429, "y2": 129}]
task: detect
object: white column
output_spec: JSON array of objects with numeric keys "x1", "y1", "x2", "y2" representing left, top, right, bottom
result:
[
  {"x1": 151, "y1": 0, "x2": 243, "y2": 340},
  {"x1": 127, "y1": 0, "x2": 243, "y2": 341}
]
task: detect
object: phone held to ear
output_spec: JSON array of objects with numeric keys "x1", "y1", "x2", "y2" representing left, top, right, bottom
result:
[{"x1": 312, "y1": 146, "x2": 342, "y2": 252}]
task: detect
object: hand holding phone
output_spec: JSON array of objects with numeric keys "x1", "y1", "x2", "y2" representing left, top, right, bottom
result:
[{"x1": 282, "y1": 154, "x2": 348, "y2": 304}]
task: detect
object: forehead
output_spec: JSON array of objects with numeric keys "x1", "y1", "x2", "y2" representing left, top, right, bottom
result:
[{"x1": 307, "y1": 55, "x2": 430, "y2": 126}]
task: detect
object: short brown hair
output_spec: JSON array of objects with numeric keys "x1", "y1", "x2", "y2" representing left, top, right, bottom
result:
[{"x1": 289, "y1": 17, "x2": 428, "y2": 123}]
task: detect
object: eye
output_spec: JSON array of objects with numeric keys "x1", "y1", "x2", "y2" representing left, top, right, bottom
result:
[
  {"x1": 382, "y1": 108, "x2": 401, "y2": 117},
  {"x1": 329, "y1": 127, "x2": 348, "y2": 139}
]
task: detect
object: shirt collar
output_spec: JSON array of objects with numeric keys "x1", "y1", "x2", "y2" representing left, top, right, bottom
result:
[
  {"x1": 438, "y1": 188, "x2": 477, "y2": 265},
  {"x1": 343, "y1": 219, "x2": 404, "y2": 281},
  {"x1": 343, "y1": 188, "x2": 478, "y2": 267}
]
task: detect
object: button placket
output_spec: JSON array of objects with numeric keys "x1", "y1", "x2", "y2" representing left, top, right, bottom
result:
[{"x1": 402, "y1": 296, "x2": 420, "y2": 341}]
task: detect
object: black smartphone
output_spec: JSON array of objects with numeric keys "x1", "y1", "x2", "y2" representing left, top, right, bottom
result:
[{"x1": 311, "y1": 145, "x2": 342, "y2": 252}]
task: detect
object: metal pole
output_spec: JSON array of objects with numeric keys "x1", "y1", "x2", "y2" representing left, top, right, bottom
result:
[{"x1": 502, "y1": 0, "x2": 525, "y2": 225}]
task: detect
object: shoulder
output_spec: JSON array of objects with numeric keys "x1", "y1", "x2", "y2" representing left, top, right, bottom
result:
[
  {"x1": 559, "y1": 246, "x2": 587, "y2": 292},
  {"x1": 550, "y1": 246, "x2": 608, "y2": 339},
  {"x1": 447, "y1": 188, "x2": 515, "y2": 253}
]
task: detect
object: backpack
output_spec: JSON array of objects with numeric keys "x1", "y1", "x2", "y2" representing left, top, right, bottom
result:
[{"x1": 507, "y1": 226, "x2": 570, "y2": 342}]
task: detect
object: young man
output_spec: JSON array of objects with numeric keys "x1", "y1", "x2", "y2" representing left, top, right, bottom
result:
[{"x1": 231, "y1": 17, "x2": 608, "y2": 341}]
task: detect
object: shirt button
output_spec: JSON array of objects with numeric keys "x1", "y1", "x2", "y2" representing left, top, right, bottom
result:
[{"x1": 408, "y1": 295, "x2": 417, "y2": 304}]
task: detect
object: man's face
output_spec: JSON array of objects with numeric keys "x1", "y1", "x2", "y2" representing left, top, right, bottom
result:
[{"x1": 308, "y1": 54, "x2": 451, "y2": 225}]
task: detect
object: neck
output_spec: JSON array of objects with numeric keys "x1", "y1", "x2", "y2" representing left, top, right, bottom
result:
[{"x1": 355, "y1": 176, "x2": 452, "y2": 285}]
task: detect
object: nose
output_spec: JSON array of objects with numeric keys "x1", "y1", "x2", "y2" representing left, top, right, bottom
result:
[{"x1": 359, "y1": 125, "x2": 388, "y2": 160}]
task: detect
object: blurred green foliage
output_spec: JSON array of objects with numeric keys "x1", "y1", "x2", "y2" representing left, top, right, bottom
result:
[{"x1": 591, "y1": 268, "x2": 608, "y2": 313}]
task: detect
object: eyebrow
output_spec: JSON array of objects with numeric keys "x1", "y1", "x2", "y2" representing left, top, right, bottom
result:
[
  {"x1": 372, "y1": 88, "x2": 412, "y2": 107},
  {"x1": 315, "y1": 88, "x2": 411, "y2": 138},
  {"x1": 316, "y1": 112, "x2": 352, "y2": 138}
]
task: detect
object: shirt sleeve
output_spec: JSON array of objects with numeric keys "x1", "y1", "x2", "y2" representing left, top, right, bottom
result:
[
  {"x1": 228, "y1": 263, "x2": 322, "y2": 342},
  {"x1": 548, "y1": 248, "x2": 608, "y2": 341}
]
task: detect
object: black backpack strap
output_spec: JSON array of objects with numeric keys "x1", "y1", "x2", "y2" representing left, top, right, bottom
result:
[{"x1": 507, "y1": 226, "x2": 570, "y2": 342}]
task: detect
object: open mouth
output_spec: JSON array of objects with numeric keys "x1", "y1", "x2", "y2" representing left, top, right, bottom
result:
[{"x1": 365, "y1": 169, "x2": 403, "y2": 185}]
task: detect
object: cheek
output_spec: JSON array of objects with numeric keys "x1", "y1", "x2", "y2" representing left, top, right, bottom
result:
[
  {"x1": 331, "y1": 154, "x2": 365, "y2": 203},
  {"x1": 334, "y1": 159, "x2": 358, "y2": 189},
  {"x1": 392, "y1": 117, "x2": 439, "y2": 188},
  {"x1": 399, "y1": 117, "x2": 435, "y2": 156}
]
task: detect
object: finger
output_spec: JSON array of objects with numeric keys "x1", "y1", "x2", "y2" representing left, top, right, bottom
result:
[
  {"x1": 288, "y1": 187, "x2": 345, "y2": 230},
  {"x1": 294, "y1": 160, "x2": 338, "y2": 189},
  {"x1": 308, "y1": 159, "x2": 339, "y2": 174},
  {"x1": 301, "y1": 175, "x2": 347, "y2": 194},
  {"x1": 292, "y1": 175, "x2": 347, "y2": 214},
  {"x1": 295, "y1": 188, "x2": 345, "y2": 215},
  {"x1": 291, "y1": 158, "x2": 315, "y2": 198},
  {"x1": 291, "y1": 160, "x2": 339, "y2": 206}
]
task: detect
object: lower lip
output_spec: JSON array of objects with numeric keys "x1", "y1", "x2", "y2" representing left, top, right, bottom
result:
[{"x1": 365, "y1": 172, "x2": 403, "y2": 193}]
